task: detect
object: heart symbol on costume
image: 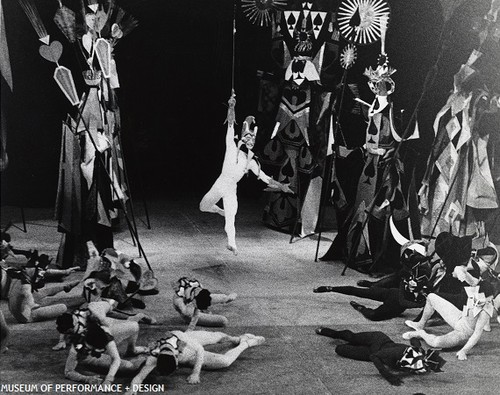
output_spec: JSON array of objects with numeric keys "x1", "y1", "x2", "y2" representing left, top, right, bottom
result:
[
  {"x1": 39, "y1": 41, "x2": 63, "y2": 63},
  {"x1": 82, "y1": 32, "x2": 93, "y2": 54},
  {"x1": 94, "y1": 10, "x2": 108, "y2": 33},
  {"x1": 85, "y1": 13, "x2": 96, "y2": 30}
]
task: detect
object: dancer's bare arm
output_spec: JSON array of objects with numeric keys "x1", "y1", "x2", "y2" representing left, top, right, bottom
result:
[
  {"x1": 186, "y1": 309, "x2": 200, "y2": 332},
  {"x1": 176, "y1": 334, "x2": 205, "y2": 384},
  {"x1": 102, "y1": 342, "x2": 121, "y2": 384},
  {"x1": 64, "y1": 346, "x2": 102, "y2": 384},
  {"x1": 125, "y1": 356, "x2": 158, "y2": 395},
  {"x1": 456, "y1": 311, "x2": 490, "y2": 360}
]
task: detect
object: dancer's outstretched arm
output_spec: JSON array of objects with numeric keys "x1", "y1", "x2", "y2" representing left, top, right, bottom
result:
[
  {"x1": 456, "y1": 311, "x2": 490, "y2": 360},
  {"x1": 102, "y1": 342, "x2": 121, "y2": 385},
  {"x1": 182, "y1": 336, "x2": 205, "y2": 384},
  {"x1": 64, "y1": 346, "x2": 102, "y2": 384},
  {"x1": 125, "y1": 356, "x2": 157, "y2": 395},
  {"x1": 247, "y1": 161, "x2": 294, "y2": 193},
  {"x1": 369, "y1": 353, "x2": 402, "y2": 386}
]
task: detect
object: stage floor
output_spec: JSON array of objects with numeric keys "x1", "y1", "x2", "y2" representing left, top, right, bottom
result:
[{"x1": 1, "y1": 198, "x2": 499, "y2": 395}]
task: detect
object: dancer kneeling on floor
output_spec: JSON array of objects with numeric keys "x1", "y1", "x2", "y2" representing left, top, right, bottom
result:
[
  {"x1": 56, "y1": 300, "x2": 148, "y2": 384},
  {"x1": 173, "y1": 277, "x2": 236, "y2": 330},
  {"x1": 402, "y1": 270, "x2": 500, "y2": 361},
  {"x1": 316, "y1": 327, "x2": 445, "y2": 386},
  {"x1": 124, "y1": 330, "x2": 265, "y2": 394}
]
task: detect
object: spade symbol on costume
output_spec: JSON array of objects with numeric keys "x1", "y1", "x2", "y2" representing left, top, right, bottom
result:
[
  {"x1": 349, "y1": 8, "x2": 361, "y2": 27},
  {"x1": 287, "y1": 12, "x2": 297, "y2": 32},
  {"x1": 364, "y1": 159, "x2": 375, "y2": 184},
  {"x1": 392, "y1": 188, "x2": 404, "y2": 209},
  {"x1": 282, "y1": 158, "x2": 295, "y2": 179}
]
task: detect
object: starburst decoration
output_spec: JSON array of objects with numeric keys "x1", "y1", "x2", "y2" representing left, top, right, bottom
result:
[
  {"x1": 340, "y1": 44, "x2": 357, "y2": 69},
  {"x1": 337, "y1": 0, "x2": 390, "y2": 45},
  {"x1": 242, "y1": 0, "x2": 287, "y2": 27}
]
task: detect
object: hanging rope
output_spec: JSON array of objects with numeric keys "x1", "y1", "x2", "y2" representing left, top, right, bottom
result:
[{"x1": 231, "y1": 1, "x2": 237, "y2": 94}]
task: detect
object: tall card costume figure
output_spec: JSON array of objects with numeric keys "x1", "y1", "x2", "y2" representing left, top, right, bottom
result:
[
  {"x1": 200, "y1": 92, "x2": 293, "y2": 255},
  {"x1": 259, "y1": 0, "x2": 340, "y2": 236},
  {"x1": 419, "y1": 0, "x2": 500, "y2": 241},
  {"x1": 18, "y1": 0, "x2": 138, "y2": 267}
]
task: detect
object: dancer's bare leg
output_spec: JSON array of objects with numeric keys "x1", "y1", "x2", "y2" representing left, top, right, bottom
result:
[
  {"x1": 223, "y1": 191, "x2": 238, "y2": 254},
  {"x1": 201, "y1": 335, "x2": 265, "y2": 370},
  {"x1": 210, "y1": 293, "x2": 237, "y2": 304},
  {"x1": 200, "y1": 181, "x2": 225, "y2": 217},
  {"x1": 80, "y1": 354, "x2": 146, "y2": 374},
  {"x1": 405, "y1": 293, "x2": 461, "y2": 330},
  {"x1": 195, "y1": 311, "x2": 229, "y2": 327},
  {"x1": 31, "y1": 304, "x2": 68, "y2": 322},
  {"x1": 185, "y1": 330, "x2": 241, "y2": 347},
  {"x1": 403, "y1": 329, "x2": 467, "y2": 348},
  {"x1": 0, "y1": 310, "x2": 9, "y2": 353},
  {"x1": 108, "y1": 320, "x2": 147, "y2": 356}
]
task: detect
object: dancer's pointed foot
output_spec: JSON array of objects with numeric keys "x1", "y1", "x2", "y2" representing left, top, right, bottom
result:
[
  {"x1": 402, "y1": 330, "x2": 423, "y2": 340},
  {"x1": 350, "y1": 301, "x2": 365, "y2": 311},
  {"x1": 64, "y1": 280, "x2": 80, "y2": 293},
  {"x1": 315, "y1": 327, "x2": 327, "y2": 335},
  {"x1": 405, "y1": 320, "x2": 424, "y2": 330},
  {"x1": 240, "y1": 334, "x2": 265, "y2": 347},
  {"x1": 227, "y1": 244, "x2": 238, "y2": 255},
  {"x1": 356, "y1": 280, "x2": 373, "y2": 288},
  {"x1": 313, "y1": 286, "x2": 334, "y2": 293},
  {"x1": 226, "y1": 293, "x2": 237, "y2": 302}
]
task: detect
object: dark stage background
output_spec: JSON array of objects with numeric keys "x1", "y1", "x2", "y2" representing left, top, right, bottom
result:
[{"x1": 0, "y1": 0, "x2": 485, "y2": 208}]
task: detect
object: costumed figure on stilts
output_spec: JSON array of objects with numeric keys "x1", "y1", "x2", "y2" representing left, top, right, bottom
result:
[
  {"x1": 258, "y1": 0, "x2": 340, "y2": 236},
  {"x1": 172, "y1": 277, "x2": 237, "y2": 330},
  {"x1": 17, "y1": 0, "x2": 139, "y2": 268},
  {"x1": 200, "y1": 92, "x2": 293, "y2": 254},
  {"x1": 419, "y1": 0, "x2": 500, "y2": 243}
]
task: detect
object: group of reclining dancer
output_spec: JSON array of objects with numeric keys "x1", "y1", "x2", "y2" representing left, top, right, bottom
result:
[
  {"x1": 314, "y1": 220, "x2": 500, "y2": 385},
  {"x1": 51, "y1": 273, "x2": 263, "y2": 392}
]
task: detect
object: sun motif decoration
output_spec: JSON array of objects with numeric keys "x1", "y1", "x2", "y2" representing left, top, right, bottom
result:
[
  {"x1": 242, "y1": 0, "x2": 287, "y2": 27},
  {"x1": 337, "y1": 0, "x2": 390, "y2": 45},
  {"x1": 340, "y1": 44, "x2": 357, "y2": 69}
]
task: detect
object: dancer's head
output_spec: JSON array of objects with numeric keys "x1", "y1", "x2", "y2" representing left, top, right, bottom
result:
[
  {"x1": 397, "y1": 345, "x2": 446, "y2": 373},
  {"x1": 82, "y1": 270, "x2": 110, "y2": 302},
  {"x1": 156, "y1": 353, "x2": 178, "y2": 376},
  {"x1": 194, "y1": 288, "x2": 212, "y2": 310},
  {"x1": 240, "y1": 116, "x2": 257, "y2": 150},
  {"x1": 149, "y1": 335, "x2": 180, "y2": 376}
]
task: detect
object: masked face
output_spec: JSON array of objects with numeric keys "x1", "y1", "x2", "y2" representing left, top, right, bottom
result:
[
  {"x1": 241, "y1": 132, "x2": 256, "y2": 150},
  {"x1": 82, "y1": 278, "x2": 105, "y2": 302},
  {"x1": 397, "y1": 347, "x2": 427, "y2": 373}
]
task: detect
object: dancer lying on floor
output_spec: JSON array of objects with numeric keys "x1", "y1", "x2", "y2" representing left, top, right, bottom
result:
[
  {"x1": 56, "y1": 300, "x2": 149, "y2": 384},
  {"x1": 173, "y1": 277, "x2": 236, "y2": 330},
  {"x1": 199, "y1": 92, "x2": 293, "y2": 255},
  {"x1": 313, "y1": 230, "x2": 489, "y2": 321},
  {"x1": 53, "y1": 270, "x2": 157, "y2": 351},
  {"x1": 316, "y1": 327, "x2": 445, "y2": 386},
  {"x1": 6, "y1": 258, "x2": 81, "y2": 323},
  {"x1": 124, "y1": 330, "x2": 265, "y2": 394},
  {"x1": 402, "y1": 273, "x2": 500, "y2": 361}
]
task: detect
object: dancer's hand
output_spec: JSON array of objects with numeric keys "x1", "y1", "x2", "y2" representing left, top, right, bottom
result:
[
  {"x1": 86, "y1": 375, "x2": 103, "y2": 385},
  {"x1": 456, "y1": 350, "x2": 467, "y2": 360},
  {"x1": 187, "y1": 374, "x2": 200, "y2": 384},
  {"x1": 387, "y1": 375, "x2": 403, "y2": 386}
]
